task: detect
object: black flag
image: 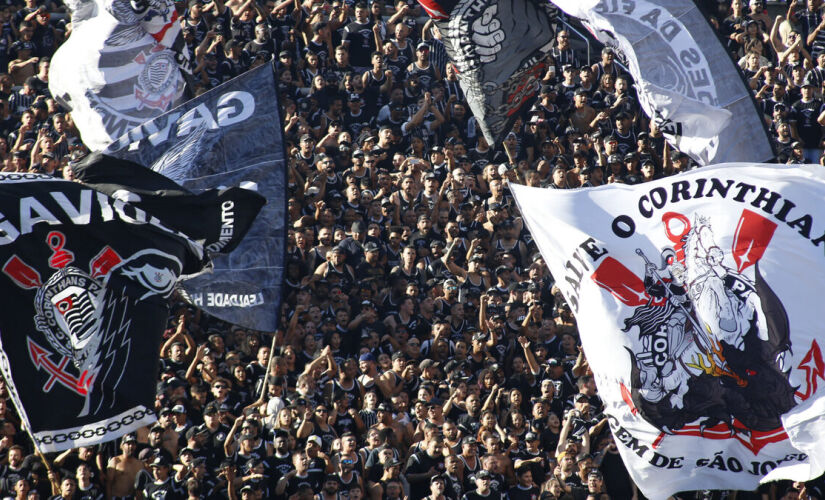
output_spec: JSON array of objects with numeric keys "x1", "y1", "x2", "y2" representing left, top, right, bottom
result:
[
  {"x1": 417, "y1": 0, "x2": 556, "y2": 145},
  {"x1": 0, "y1": 168, "x2": 263, "y2": 452},
  {"x1": 104, "y1": 65, "x2": 288, "y2": 332}
]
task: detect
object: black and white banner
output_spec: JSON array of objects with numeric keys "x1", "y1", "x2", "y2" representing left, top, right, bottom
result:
[
  {"x1": 417, "y1": 0, "x2": 556, "y2": 145},
  {"x1": 50, "y1": 0, "x2": 190, "y2": 151},
  {"x1": 103, "y1": 65, "x2": 286, "y2": 332},
  {"x1": 550, "y1": 0, "x2": 774, "y2": 165},
  {"x1": 512, "y1": 165, "x2": 825, "y2": 498},
  {"x1": 0, "y1": 170, "x2": 263, "y2": 452}
]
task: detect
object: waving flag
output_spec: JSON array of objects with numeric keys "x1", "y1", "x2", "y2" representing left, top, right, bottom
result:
[
  {"x1": 50, "y1": 0, "x2": 190, "y2": 151},
  {"x1": 417, "y1": 0, "x2": 556, "y2": 145},
  {"x1": 100, "y1": 65, "x2": 286, "y2": 332},
  {"x1": 0, "y1": 163, "x2": 263, "y2": 452},
  {"x1": 511, "y1": 165, "x2": 825, "y2": 498},
  {"x1": 550, "y1": 0, "x2": 774, "y2": 165}
]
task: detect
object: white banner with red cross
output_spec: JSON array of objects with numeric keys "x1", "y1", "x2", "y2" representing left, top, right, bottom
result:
[{"x1": 511, "y1": 164, "x2": 825, "y2": 499}]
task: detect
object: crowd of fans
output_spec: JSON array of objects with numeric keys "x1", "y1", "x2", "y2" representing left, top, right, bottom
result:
[{"x1": 1, "y1": 0, "x2": 825, "y2": 499}]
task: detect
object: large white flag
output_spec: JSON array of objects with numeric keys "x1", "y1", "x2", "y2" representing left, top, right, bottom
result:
[
  {"x1": 50, "y1": 0, "x2": 189, "y2": 151},
  {"x1": 511, "y1": 165, "x2": 825, "y2": 498},
  {"x1": 549, "y1": 0, "x2": 774, "y2": 165}
]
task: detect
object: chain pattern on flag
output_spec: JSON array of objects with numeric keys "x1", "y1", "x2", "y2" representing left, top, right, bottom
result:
[{"x1": 33, "y1": 408, "x2": 155, "y2": 445}]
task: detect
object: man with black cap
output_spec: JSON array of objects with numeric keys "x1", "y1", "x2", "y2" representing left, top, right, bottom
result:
[
  {"x1": 355, "y1": 241, "x2": 385, "y2": 283},
  {"x1": 423, "y1": 474, "x2": 449, "y2": 500},
  {"x1": 548, "y1": 164, "x2": 567, "y2": 189},
  {"x1": 513, "y1": 432, "x2": 549, "y2": 486},
  {"x1": 345, "y1": 93, "x2": 373, "y2": 138},
  {"x1": 195, "y1": 402, "x2": 231, "y2": 465},
  {"x1": 452, "y1": 436, "x2": 478, "y2": 486},
  {"x1": 569, "y1": 88, "x2": 596, "y2": 133},
  {"x1": 148, "y1": 424, "x2": 176, "y2": 464},
  {"x1": 792, "y1": 72, "x2": 824, "y2": 162},
  {"x1": 461, "y1": 470, "x2": 503, "y2": 500},
  {"x1": 621, "y1": 152, "x2": 642, "y2": 185},
  {"x1": 106, "y1": 435, "x2": 142, "y2": 499},
  {"x1": 603, "y1": 153, "x2": 623, "y2": 183},
  {"x1": 337, "y1": 220, "x2": 368, "y2": 268},
  {"x1": 611, "y1": 111, "x2": 637, "y2": 155},
  {"x1": 407, "y1": 42, "x2": 441, "y2": 90},
  {"x1": 142, "y1": 455, "x2": 182, "y2": 500},
  {"x1": 789, "y1": 140, "x2": 807, "y2": 164},
  {"x1": 591, "y1": 46, "x2": 624, "y2": 82}
]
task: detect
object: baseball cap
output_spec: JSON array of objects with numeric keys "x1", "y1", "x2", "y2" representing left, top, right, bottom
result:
[{"x1": 419, "y1": 359, "x2": 439, "y2": 370}]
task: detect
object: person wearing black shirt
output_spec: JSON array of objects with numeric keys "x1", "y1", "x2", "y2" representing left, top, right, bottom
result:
[
  {"x1": 0, "y1": 446, "x2": 29, "y2": 494},
  {"x1": 512, "y1": 433, "x2": 549, "y2": 486},
  {"x1": 791, "y1": 74, "x2": 825, "y2": 161},
  {"x1": 48, "y1": 476, "x2": 78, "y2": 500},
  {"x1": 342, "y1": 3, "x2": 375, "y2": 71},
  {"x1": 75, "y1": 463, "x2": 104, "y2": 500},
  {"x1": 276, "y1": 451, "x2": 323, "y2": 497},
  {"x1": 142, "y1": 456, "x2": 184, "y2": 500},
  {"x1": 461, "y1": 470, "x2": 503, "y2": 500},
  {"x1": 405, "y1": 439, "x2": 446, "y2": 500},
  {"x1": 243, "y1": 24, "x2": 276, "y2": 67},
  {"x1": 506, "y1": 467, "x2": 539, "y2": 500}
]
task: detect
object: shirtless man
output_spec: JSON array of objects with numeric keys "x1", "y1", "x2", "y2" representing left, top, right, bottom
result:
[{"x1": 106, "y1": 435, "x2": 143, "y2": 499}]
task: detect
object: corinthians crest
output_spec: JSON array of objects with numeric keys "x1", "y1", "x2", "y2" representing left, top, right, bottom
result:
[
  {"x1": 592, "y1": 209, "x2": 795, "y2": 454},
  {"x1": 1, "y1": 230, "x2": 179, "y2": 417}
]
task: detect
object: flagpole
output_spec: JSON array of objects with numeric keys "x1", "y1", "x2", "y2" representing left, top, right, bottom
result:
[
  {"x1": 21, "y1": 421, "x2": 60, "y2": 494},
  {"x1": 257, "y1": 329, "x2": 282, "y2": 403}
]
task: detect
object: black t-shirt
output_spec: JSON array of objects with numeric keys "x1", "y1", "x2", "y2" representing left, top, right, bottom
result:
[
  {"x1": 0, "y1": 464, "x2": 29, "y2": 493},
  {"x1": 9, "y1": 39, "x2": 36, "y2": 61},
  {"x1": 462, "y1": 490, "x2": 504, "y2": 500},
  {"x1": 244, "y1": 38, "x2": 276, "y2": 63},
  {"x1": 267, "y1": 453, "x2": 294, "y2": 478},
  {"x1": 75, "y1": 483, "x2": 104, "y2": 500},
  {"x1": 231, "y1": 17, "x2": 256, "y2": 45},
  {"x1": 599, "y1": 451, "x2": 635, "y2": 499},
  {"x1": 304, "y1": 40, "x2": 330, "y2": 68},
  {"x1": 507, "y1": 485, "x2": 540, "y2": 500},
  {"x1": 342, "y1": 20, "x2": 374, "y2": 67},
  {"x1": 143, "y1": 477, "x2": 184, "y2": 500},
  {"x1": 405, "y1": 452, "x2": 445, "y2": 500},
  {"x1": 284, "y1": 471, "x2": 323, "y2": 497},
  {"x1": 792, "y1": 98, "x2": 825, "y2": 148},
  {"x1": 511, "y1": 450, "x2": 550, "y2": 485}
]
